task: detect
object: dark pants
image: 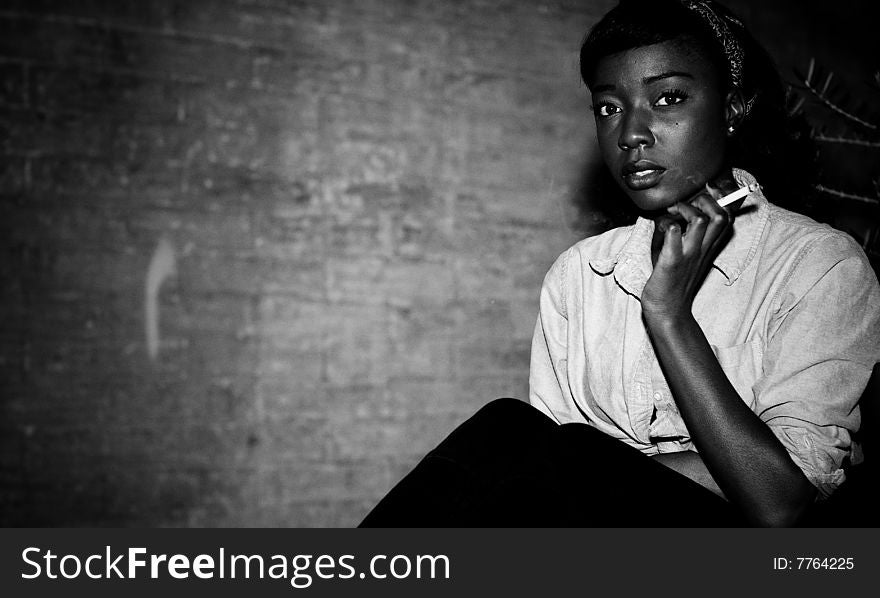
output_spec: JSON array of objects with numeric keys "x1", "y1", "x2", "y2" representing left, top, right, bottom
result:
[{"x1": 360, "y1": 398, "x2": 745, "y2": 527}]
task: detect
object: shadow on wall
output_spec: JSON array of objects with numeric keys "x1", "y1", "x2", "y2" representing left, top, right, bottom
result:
[{"x1": 566, "y1": 147, "x2": 639, "y2": 237}]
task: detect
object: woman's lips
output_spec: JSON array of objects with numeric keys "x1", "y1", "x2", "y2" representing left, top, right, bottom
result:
[{"x1": 622, "y1": 167, "x2": 666, "y2": 191}]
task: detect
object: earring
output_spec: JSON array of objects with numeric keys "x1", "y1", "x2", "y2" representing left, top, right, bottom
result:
[{"x1": 727, "y1": 125, "x2": 736, "y2": 135}]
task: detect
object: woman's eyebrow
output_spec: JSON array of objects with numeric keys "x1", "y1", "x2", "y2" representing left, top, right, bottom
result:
[
  {"x1": 591, "y1": 70, "x2": 695, "y2": 93},
  {"x1": 643, "y1": 70, "x2": 694, "y2": 84}
]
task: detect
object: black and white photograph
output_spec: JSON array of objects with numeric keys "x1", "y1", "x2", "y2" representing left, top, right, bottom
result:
[{"x1": 1, "y1": 0, "x2": 878, "y2": 587}]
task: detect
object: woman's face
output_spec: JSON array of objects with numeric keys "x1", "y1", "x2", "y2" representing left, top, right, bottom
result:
[{"x1": 589, "y1": 39, "x2": 730, "y2": 213}]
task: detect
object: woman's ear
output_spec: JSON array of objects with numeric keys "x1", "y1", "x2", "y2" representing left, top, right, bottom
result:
[{"x1": 725, "y1": 89, "x2": 746, "y2": 136}]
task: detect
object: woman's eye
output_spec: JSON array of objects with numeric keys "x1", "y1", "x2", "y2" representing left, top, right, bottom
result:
[
  {"x1": 593, "y1": 103, "x2": 620, "y2": 117},
  {"x1": 655, "y1": 90, "x2": 688, "y2": 107}
]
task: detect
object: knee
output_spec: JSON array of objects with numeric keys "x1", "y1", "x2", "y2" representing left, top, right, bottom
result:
[
  {"x1": 471, "y1": 398, "x2": 553, "y2": 430},
  {"x1": 447, "y1": 398, "x2": 526, "y2": 441},
  {"x1": 469, "y1": 398, "x2": 554, "y2": 442},
  {"x1": 475, "y1": 397, "x2": 527, "y2": 418},
  {"x1": 430, "y1": 398, "x2": 550, "y2": 458}
]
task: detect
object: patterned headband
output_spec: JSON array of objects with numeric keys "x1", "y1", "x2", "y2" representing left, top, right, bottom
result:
[{"x1": 681, "y1": 0, "x2": 744, "y2": 89}]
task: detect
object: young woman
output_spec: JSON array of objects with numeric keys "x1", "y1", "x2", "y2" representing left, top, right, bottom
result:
[{"x1": 361, "y1": 0, "x2": 880, "y2": 527}]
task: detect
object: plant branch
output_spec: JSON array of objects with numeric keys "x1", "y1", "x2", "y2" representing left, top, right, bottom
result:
[
  {"x1": 814, "y1": 184, "x2": 880, "y2": 205},
  {"x1": 800, "y1": 58, "x2": 879, "y2": 131},
  {"x1": 815, "y1": 134, "x2": 880, "y2": 148}
]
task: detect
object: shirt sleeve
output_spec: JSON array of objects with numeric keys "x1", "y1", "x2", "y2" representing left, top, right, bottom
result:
[
  {"x1": 528, "y1": 249, "x2": 573, "y2": 424},
  {"x1": 753, "y1": 233, "x2": 880, "y2": 498}
]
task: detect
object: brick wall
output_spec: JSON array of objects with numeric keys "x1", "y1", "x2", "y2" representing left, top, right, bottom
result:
[{"x1": 0, "y1": 0, "x2": 872, "y2": 526}]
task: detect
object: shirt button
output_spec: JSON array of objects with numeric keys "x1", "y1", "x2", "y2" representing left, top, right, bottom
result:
[{"x1": 653, "y1": 391, "x2": 662, "y2": 400}]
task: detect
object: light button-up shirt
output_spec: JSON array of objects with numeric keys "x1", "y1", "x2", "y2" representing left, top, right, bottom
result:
[{"x1": 529, "y1": 169, "x2": 880, "y2": 497}]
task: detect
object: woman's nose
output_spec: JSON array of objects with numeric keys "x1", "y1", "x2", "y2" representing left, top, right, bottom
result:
[{"x1": 617, "y1": 110, "x2": 655, "y2": 151}]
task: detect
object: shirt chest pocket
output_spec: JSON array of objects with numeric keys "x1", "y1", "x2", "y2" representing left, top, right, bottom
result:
[{"x1": 711, "y1": 340, "x2": 764, "y2": 409}]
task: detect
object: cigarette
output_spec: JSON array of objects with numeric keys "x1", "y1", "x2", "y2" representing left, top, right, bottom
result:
[{"x1": 717, "y1": 183, "x2": 759, "y2": 207}]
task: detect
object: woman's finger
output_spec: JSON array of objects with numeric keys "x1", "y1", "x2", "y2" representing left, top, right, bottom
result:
[
  {"x1": 668, "y1": 201, "x2": 709, "y2": 255},
  {"x1": 691, "y1": 192, "x2": 732, "y2": 253},
  {"x1": 658, "y1": 220, "x2": 683, "y2": 266}
]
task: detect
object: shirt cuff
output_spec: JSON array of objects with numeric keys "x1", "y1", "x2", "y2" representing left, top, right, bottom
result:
[{"x1": 770, "y1": 424, "x2": 847, "y2": 499}]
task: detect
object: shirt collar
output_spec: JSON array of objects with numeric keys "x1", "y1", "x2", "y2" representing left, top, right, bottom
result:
[{"x1": 588, "y1": 168, "x2": 770, "y2": 299}]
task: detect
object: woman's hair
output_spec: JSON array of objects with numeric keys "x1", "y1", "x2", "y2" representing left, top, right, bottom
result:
[{"x1": 579, "y1": 0, "x2": 816, "y2": 225}]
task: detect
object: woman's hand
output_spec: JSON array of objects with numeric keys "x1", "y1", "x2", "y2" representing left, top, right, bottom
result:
[
  {"x1": 641, "y1": 184, "x2": 736, "y2": 324},
  {"x1": 637, "y1": 177, "x2": 818, "y2": 526}
]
